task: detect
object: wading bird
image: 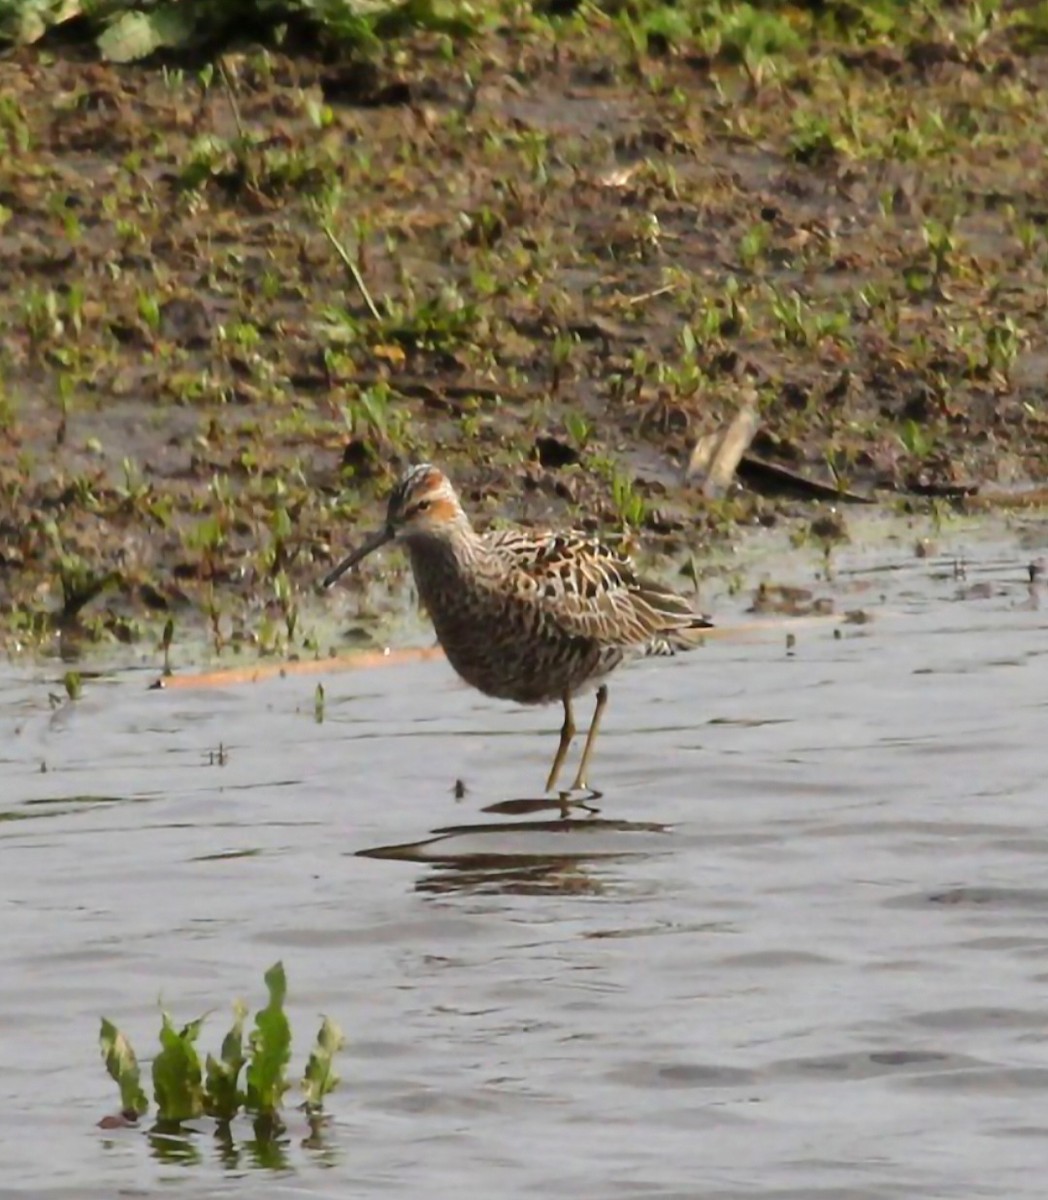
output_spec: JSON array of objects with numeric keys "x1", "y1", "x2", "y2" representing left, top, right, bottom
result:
[{"x1": 323, "y1": 465, "x2": 712, "y2": 794}]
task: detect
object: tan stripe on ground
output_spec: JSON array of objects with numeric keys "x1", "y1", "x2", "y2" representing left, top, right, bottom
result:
[{"x1": 150, "y1": 612, "x2": 851, "y2": 690}]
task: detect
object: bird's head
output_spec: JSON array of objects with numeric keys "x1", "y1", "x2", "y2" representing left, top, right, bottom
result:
[{"x1": 322, "y1": 464, "x2": 467, "y2": 587}]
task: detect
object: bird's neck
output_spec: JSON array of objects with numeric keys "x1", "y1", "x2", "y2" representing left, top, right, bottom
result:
[{"x1": 404, "y1": 524, "x2": 482, "y2": 596}]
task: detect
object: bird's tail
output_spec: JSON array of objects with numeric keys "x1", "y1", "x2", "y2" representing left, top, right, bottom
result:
[{"x1": 643, "y1": 614, "x2": 714, "y2": 657}]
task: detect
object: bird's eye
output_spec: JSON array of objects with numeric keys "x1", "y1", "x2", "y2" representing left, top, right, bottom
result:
[{"x1": 415, "y1": 500, "x2": 431, "y2": 513}]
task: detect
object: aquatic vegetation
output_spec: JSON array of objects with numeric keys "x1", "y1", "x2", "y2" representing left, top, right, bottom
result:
[{"x1": 99, "y1": 962, "x2": 344, "y2": 1137}]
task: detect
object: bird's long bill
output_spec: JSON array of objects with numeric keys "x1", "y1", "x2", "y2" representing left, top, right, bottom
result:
[{"x1": 321, "y1": 526, "x2": 393, "y2": 588}]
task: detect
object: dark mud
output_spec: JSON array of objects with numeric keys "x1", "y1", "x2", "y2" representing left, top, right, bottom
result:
[{"x1": 2, "y1": 4, "x2": 1048, "y2": 660}]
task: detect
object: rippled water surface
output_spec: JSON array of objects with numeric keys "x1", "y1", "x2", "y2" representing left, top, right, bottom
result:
[{"x1": 4, "y1": 522, "x2": 1048, "y2": 1198}]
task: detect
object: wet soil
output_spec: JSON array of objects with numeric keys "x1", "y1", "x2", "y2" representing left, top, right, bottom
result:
[
  {"x1": 3, "y1": 520, "x2": 1048, "y2": 1195},
  {"x1": 2, "y1": 8, "x2": 1048, "y2": 660}
]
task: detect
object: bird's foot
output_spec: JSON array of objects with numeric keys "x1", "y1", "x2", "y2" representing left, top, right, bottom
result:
[{"x1": 555, "y1": 786, "x2": 603, "y2": 819}]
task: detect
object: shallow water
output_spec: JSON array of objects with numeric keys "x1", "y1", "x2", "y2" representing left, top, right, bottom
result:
[{"x1": 4, "y1": 520, "x2": 1048, "y2": 1198}]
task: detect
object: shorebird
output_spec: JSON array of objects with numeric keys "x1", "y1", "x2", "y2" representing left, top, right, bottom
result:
[{"x1": 322, "y1": 464, "x2": 712, "y2": 794}]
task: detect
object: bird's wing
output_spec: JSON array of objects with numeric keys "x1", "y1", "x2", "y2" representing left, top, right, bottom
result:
[{"x1": 484, "y1": 530, "x2": 712, "y2": 647}]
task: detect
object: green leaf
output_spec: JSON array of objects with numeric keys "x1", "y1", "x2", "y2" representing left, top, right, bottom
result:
[
  {"x1": 99, "y1": 1018, "x2": 149, "y2": 1117},
  {"x1": 97, "y1": 5, "x2": 194, "y2": 63},
  {"x1": 302, "y1": 1016, "x2": 345, "y2": 1111},
  {"x1": 204, "y1": 1000, "x2": 247, "y2": 1122},
  {"x1": 0, "y1": 0, "x2": 83, "y2": 46},
  {"x1": 374, "y1": 0, "x2": 479, "y2": 39},
  {"x1": 152, "y1": 1010, "x2": 205, "y2": 1123},
  {"x1": 245, "y1": 962, "x2": 291, "y2": 1118}
]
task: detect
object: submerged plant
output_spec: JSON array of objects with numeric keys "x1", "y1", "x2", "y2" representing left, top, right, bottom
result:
[
  {"x1": 245, "y1": 961, "x2": 292, "y2": 1124},
  {"x1": 100, "y1": 1019, "x2": 150, "y2": 1120},
  {"x1": 99, "y1": 962, "x2": 345, "y2": 1139}
]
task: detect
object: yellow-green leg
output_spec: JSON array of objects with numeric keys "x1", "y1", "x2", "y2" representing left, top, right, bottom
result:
[
  {"x1": 545, "y1": 690, "x2": 576, "y2": 793},
  {"x1": 571, "y1": 684, "x2": 608, "y2": 793}
]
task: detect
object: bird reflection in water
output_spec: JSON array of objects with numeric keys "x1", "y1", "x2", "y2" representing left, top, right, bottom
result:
[{"x1": 356, "y1": 813, "x2": 669, "y2": 896}]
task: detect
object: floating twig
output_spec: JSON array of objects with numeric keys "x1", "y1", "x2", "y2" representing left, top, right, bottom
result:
[{"x1": 625, "y1": 283, "x2": 678, "y2": 307}]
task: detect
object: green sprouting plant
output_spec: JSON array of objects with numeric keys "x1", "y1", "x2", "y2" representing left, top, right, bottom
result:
[
  {"x1": 137, "y1": 290, "x2": 162, "y2": 334},
  {"x1": 205, "y1": 586, "x2": 225, "y2": 655},
  {"x1": 787, "y1": 112, "x2": 841, "y2": 165},
  {"x1": 564, "y1": 410, "x2": 591, "y2": 449},
  {"x1": 922, "y1": 217, "x2": 957, "y2": 283},
  {"x1": 99, "y1": 962, "x2": 345, "y2": 1135},
  {"x1": 1013, "y1": 216, "x2": 1040, "y2": 257},
  {"x1": 695, "y1": 2, "x2": 802, "y2": 76},
  {"x1": 273, "y1": 570, "x2": 298, "y2": 642},
  {"x1": 897, "y1": 419, "x2": 934, "y2": 459},
  {"x1": 117, "y1": 457, "x2": 150, "y2": 509},
  {"x1": 768, "y1": 287, "x2": 849, "y2": 348},
  {"x1": 262, "y1": 501, "x2": 293, "y2": 577},
  {"x1": 608, "y1": 469, "x2": 647, "y2": 530},
  {"x1": 738, "y1": 221, "x2": 770, "y2": 268},
  {"x1": 343, "y1": 381, "x2": 408, "y2": 451},
  {"x1": 183, "y1": 515, "x2": 228, "y2": 576},
  {"x1": 931, "y1": 0, "x2": 1002, "y2": 58},
  {"x1": 550, "y1": 331, "x2": 575, "y2": 396},
  {"x1": 22, "y1": 288, "x2": 62, "y2": 351},
  {"x1": 177, "y1": 134, "x2": 235, "y2": 192},
  {"x1": 66, "y1": 281, "x2": 85, "y2": 336},
  {"x1": 384, "y1": 287, "x2": 481, "y2": 355},
  {"x1": 0, "y1": 377, "x2": 16, "y2": 435},
  {"x1": 0, "y1": 92, "x2": 28, "y2": 151},
  {"x1": 984, "y1": 315, "x2": 1024, "y2": 381}
]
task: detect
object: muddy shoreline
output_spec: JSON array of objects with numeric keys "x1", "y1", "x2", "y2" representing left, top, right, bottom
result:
[{"x1": 2, "y1": 6, "x2": 1048, "y2": 662}]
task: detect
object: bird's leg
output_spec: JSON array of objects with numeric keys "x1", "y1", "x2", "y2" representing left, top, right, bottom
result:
[
  {"x1": 545, "y1": 689, "x2": 576, "y2": 794},
  {"x1": 571, "y1": 684, "x2": 608, "y2": 793}
]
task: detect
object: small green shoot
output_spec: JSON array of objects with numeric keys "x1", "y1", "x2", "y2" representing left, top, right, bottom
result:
[
  {"x1": 609, "y1": 469, "x2": 648, "y2": 530},
  {"x1": 564, "y1": 410, "x2": 591, "y2": 449},
  {"x1": 898, "y1": 419, "x2": 934, "y2": 459}
]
